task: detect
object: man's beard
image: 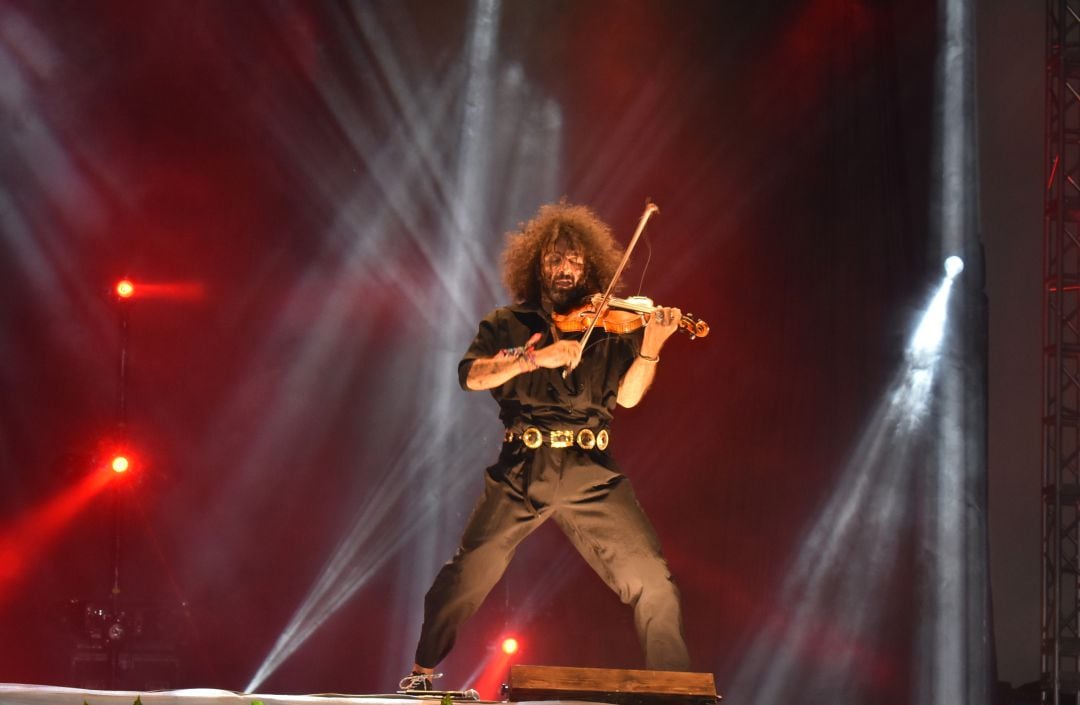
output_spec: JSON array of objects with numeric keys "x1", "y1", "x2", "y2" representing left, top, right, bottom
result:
[{"x1": 546, "y1": 279, "x2": 587, "y2": 313}]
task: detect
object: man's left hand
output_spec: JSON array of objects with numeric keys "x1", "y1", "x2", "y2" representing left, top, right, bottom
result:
[{"x1": 642, "y1": 306, "x2": 681, "y2": 354}]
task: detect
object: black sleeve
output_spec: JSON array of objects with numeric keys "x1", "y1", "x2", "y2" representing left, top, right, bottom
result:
[{"x1": 457, "y1": 310, "x2": 502, "y2": 390}]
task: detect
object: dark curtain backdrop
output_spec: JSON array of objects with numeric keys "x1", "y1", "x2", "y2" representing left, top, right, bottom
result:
[{"x1": 0, "y1": 1, "x2": 958, "y2": 703}]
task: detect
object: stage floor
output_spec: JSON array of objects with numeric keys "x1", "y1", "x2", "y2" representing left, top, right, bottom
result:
[{"x1": 0, "y1": 684, "x2": 605, "y2": 705}]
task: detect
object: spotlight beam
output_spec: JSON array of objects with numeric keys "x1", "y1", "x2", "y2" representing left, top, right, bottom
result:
[
  {"x1": 196, "y1": 0, "x2": 564, "y2": 690},
  {"x1": 918, "y1": 0, "x2": 987, "y2": 700},
  {"x1": 0, "y1": 468, "x2": 114, "y2": 607},
  {"x1": 728, "y1": 278, "x2": 957, "y2": 705},
  {"x1": 244, "y1": 425, "x2": 485, "y2": 692}
]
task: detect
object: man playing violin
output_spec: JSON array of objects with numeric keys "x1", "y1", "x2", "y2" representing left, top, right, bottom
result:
[{"x1": 401, "y1": 201, "x2": 690, "y2": 692}]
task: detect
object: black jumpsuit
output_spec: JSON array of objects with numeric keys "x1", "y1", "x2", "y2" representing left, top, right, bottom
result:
[{"x1": 414, "y1": 303, "x2": 690, "y2": 671}]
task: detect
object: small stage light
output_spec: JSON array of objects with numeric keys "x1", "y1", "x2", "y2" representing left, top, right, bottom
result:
[
  {"x1": 115, "y1": 279, "x2": 135, "y2": 299},
  {"x1": 944, "y1": 256, "x2": 964, "y2": 279},
  {"x1": 501, "y1": 637, "x2": 519, "y2": 655},
  {"x1": 110, "y1": 456, "x2": 130, "y2": 474}
]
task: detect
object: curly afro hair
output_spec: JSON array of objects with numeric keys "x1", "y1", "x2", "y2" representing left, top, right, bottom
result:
[{"x1": 502, "y1": 201, "x2": 625, "y2": 306}]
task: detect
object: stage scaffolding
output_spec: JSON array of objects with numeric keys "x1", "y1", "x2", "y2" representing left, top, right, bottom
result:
[{"x1": 1043, "y1": 1, "x2": 1080, "y2": 701}]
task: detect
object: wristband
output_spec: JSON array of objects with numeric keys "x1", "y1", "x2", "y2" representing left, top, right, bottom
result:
[
  {"x1": 638, "y1": 352, "x2": 660, "y2": 363},
  {"x1": 499, "y1": 346, "x2": 539, "y2": 370}
]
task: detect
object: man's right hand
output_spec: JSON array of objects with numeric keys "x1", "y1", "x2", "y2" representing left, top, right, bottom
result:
[
  {"x1": 465, "y1": 336, "x2": 582, "y2": 390},
  {"x1": 532, "y1": 339, "x2": 583, "y2": 370}
]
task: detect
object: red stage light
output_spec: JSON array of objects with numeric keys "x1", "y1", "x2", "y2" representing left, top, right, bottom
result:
[
  {"x1": 110, "y1": 455, "x2": 130, "y2": 474},
  {"x1": 473, "y1": 635, "x2": 524, "y2": 699},
  {"x1": 0, "y1": 467, "x2": 114, "y2": 605},
  {"x1": 113, "y1": 279, "x2": 207, "y2": 302}
]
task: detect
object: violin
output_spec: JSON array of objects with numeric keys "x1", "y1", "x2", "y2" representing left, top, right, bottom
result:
[{"x1": 552, "y1": 293, "x2": 710, "y2": 339}]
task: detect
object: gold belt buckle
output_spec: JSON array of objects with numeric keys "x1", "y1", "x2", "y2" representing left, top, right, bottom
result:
[
  {"x1": 521, "y1": 427, "x2": 543, "y2": 449},
  {"x1": 596, "y1": 429, "x2": 610, "y2": 451},
  {"x1": 549, "y1": 430, "x2": 574, "y2": 448},
  {"x1": 576, "y1": 428, "x2": 596, "y2": 450}
]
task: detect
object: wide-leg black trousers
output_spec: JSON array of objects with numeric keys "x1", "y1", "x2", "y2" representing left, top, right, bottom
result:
[{"x1": 414, "y1": 443, "x2": 690, "y2": 671}]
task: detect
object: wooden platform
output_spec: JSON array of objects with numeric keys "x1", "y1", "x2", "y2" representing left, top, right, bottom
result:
[{"x1": 507, "y1": 665, "x2": 719, "y2": 705}]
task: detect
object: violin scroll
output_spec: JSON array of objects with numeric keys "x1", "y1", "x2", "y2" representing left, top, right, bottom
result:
[{"x1": 679, "y1": 313, "x2": 710, "y2": 340}]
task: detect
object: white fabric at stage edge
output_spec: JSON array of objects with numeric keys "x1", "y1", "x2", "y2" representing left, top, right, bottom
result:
[{"x1": 0, "y1": 683, "x2": 608, "y2": 705}]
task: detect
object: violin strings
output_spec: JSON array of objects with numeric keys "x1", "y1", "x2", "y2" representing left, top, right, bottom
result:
[
  {"x1": 634, "y1": 235, "x2": 653, "y2": 297},
  {"x1": 570, "y1": 233, "x2": 654, "y2": 359},
  {"x1": 583, "y1": 337, "x2": 607, "y2": 355}
]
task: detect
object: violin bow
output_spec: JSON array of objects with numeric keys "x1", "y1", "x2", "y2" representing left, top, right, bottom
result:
[{"x1": 568, "y1": 201, "x2": 659, "y2": 370}]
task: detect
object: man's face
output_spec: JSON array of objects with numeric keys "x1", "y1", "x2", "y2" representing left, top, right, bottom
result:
[{"x1": 540, "y1": 233, "x2": 586, "y2": 310}]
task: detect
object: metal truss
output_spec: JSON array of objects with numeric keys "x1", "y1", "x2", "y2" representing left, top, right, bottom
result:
[{"x1": 1044, "y1": 1, "x2": 1080, "y2": 700}]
